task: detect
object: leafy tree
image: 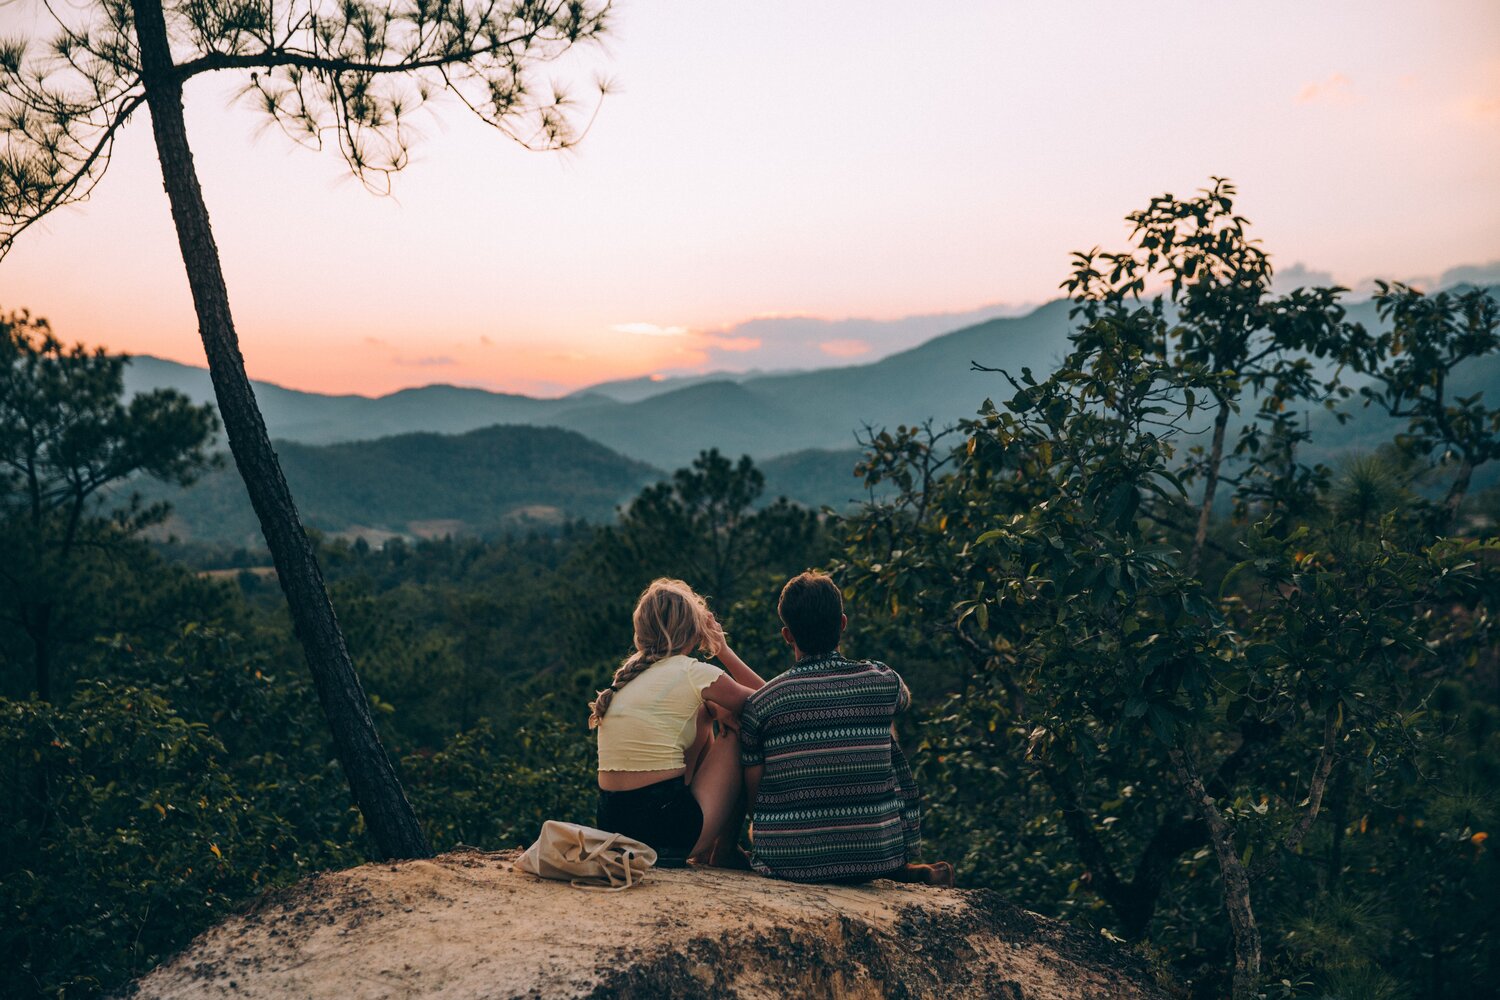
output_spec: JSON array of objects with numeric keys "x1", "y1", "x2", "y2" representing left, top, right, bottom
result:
[
  {"x1": 0, "y1": 0, "x2": 609, "y2": 858},
  {"x1": 1063, "y1": 178, "x2": 1349, "y2": 574},
  {"x1": 1349, "y1": 283, "x2": 1500, "y2": 529},
  {"x1": 402, "y1": 696, "x2": 594, "y2": 851},
  {"x1": 840, "y1": 184, "x2": 1499, "y2": 999},
  {"x1": 1, "y1": 628, "x2": 364, "y2": 999},
  {"x1": 598, "y1": 449, "x2": 826, "y2": 608},
  {"x1": 0, "y1": 311, "x2": 217, "y2": 699}
]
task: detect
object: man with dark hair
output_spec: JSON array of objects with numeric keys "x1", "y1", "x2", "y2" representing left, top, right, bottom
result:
[{"x1": 738, "y1": 571, "x2": 952, "y2": 884}]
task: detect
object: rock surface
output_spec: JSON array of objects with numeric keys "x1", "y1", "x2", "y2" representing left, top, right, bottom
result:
[{"x1": 130, "y1": 849, "x2": 1173, "y2": 1000}]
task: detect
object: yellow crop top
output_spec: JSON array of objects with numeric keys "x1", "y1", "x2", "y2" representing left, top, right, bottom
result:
[{"x1": 596, "y1": 654, "x2": 726, "y2": 772}]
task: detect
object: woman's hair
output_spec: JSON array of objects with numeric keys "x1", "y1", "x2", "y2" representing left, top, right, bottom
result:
[{"x1": 588, "y1": 578, "x2": 723, "y2": 729}]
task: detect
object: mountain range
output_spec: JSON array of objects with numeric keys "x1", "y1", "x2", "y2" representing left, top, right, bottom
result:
[
  {"x1": 125, "y1": 289, "x2": 1498, "y2": 545},
  {"x1": 124, "y1": 297, "x2": 1129, "y2": 470}
]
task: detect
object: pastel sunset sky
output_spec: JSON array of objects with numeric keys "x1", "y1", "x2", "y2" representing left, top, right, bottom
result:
[{"x1": 2, "y1": 0, "x2": 1498, "y2": 396}]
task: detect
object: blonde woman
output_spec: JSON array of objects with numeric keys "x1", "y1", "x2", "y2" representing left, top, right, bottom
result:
[{"x1": 589, "y1": 578, "x2": 764, "y2": 865}]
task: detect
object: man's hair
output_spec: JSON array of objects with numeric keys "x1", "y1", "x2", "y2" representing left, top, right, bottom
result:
[{"x1": 778, "y1": 572, "x2": 844, "y2": 654}]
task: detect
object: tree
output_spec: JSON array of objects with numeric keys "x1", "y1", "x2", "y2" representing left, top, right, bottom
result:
[
  {"x1": 0, "y1": 311, "x2": 217, "y2": 700},
  {"x1": 840, "y1": 184, "x2": 1499, "y2": 999},
  {"x1": 1349, "y1": 283, "x2": 1500, "y2": 530},
  {"x1": 1065, "y1": 178, "x2": 1349, "y2": 575},
  {"x1": 0, "y1": 0, "x2": 610, "y2": 858},
  {"x1": 599, "y1": 450, "x2": 823, "y2": 606}
]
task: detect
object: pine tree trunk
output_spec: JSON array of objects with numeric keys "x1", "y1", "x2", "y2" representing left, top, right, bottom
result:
[{"x1": 130, "y1": 0, "x2": 429, "y2": 860}]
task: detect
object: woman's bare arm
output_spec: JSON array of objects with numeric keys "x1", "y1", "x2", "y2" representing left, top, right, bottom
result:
[
  {"x1": 701, "y1": 673, "x2": 757, "y2": 714},
  {"x1": 715, "y1": 642, "x2": 766, "y2": 691}
]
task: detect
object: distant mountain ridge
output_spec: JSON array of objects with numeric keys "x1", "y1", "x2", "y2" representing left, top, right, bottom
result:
[
  {"x1": 127, "y1": 288, "x2": 1499, "y2": 481},
  {"x1": 123, "y1": 297, "x2": 1089, "y2": 469}
]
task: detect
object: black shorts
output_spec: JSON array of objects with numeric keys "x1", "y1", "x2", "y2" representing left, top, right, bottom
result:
[{"x1": 597, "y1": 777, "x2": 703, "y2": 867}]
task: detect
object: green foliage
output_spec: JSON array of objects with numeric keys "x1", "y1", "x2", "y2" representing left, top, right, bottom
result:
[
  {"x1": 836, "y1": 183, "x2": 1500, "y2": 999},
  {"x1": 3, "y1": 188, "x2": 1497, "y2": 1000},
  {"x1": 598, "y1": 449, "x2": 829, "y2": 606},
  {"x1": 0, "y1": 309, "x2": 220, "y2": 699},
  {"x1": 591, "y1": 448, "x2": 834, "y2": 672},
  {"x1": 1350, "y1": 283, "x2": 1500, "y2": 524},
  {"x1": 402, "y1": 700, "x2": 595, "y2": 851},
  {"x1": 0, "y1": 636, "x2": 362, "y2": 998}
]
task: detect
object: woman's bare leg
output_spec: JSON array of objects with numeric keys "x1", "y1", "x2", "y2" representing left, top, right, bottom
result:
[
  {"x1": 683, "y1": 706, "x2": 712, "y2": 785},
  {"x1": 687, "y1": 728, "x2": 743, "y2": 861}
]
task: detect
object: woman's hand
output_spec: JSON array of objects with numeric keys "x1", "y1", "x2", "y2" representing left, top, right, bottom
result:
[
  {"x1": 704, "y1": 611, "x2": 728, "y2": 658},
  {"x1": 709, "y1": 629, "x2": 767, "y2": 692},
  {"x1": 705, "y1": 700, "x2": 740, "y2": 735}
]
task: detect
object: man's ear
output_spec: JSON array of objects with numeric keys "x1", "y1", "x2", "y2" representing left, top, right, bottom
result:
[
  {"x1": 840, "y1": 613, "x2": 848, "y2": 634},
  {"x1": 781, "y1": 626, "x2": 795, "y2": 646}
]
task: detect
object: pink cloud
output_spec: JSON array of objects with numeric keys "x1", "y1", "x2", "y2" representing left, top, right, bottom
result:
[
  {"x1": 715, "y1": 337, "x2": 762, "y2": 352},
  {"x1": 1461, "y1": 95, "x2": 1500, "y2": 120},
  {"x1": 1297, "y1": 73, "x2": 1356, "y2": 105},
  {"x1": 818, "y1": 338, "x2": 872, "y2": 358},
  {"x1": 612, "y1": 322, "x2": 688, "y2": 337},
  {"x1": 393, "y1": 355, "x2": 457, "y2": 367}
]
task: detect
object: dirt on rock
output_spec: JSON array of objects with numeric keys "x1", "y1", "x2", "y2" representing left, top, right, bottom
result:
[{"x1": 129, "y1": 849, "x2": 1174, "y2": 1000}]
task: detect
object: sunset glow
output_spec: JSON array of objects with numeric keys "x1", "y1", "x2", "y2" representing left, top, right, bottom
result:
[{"x1": 2, "y1": 0, "x2": 1497, "y2": 397}]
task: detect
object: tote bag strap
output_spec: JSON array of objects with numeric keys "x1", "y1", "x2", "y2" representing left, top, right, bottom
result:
[{"x1": 569, "y1": 833, "x2": 649, "y2": 892}]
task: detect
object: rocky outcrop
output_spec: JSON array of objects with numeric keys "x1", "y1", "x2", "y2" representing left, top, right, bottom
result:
[{"x1": 131, "y1": 849, "x2": 1173, "y2": 1000}]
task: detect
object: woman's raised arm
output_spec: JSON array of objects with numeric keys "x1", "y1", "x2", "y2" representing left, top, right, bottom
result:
[{"x1": 715, "y1": 642, "x2": 766, "y2": 692}]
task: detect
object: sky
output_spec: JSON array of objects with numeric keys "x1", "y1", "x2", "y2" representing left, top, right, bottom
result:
[{"x1": 2, "y1": 0, "x2": 1498, "y2": 397}]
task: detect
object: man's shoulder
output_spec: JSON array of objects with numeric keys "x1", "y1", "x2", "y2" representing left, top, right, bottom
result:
[
  {"x1": 745, "y1": 654, "x2": 902, "y2": 710},
  {"x1": 834, "y1": 654, "x2": 903, "y2": 684},
  {"x1": 743, "y1": 670, "x2": 797, "y2": 713}
]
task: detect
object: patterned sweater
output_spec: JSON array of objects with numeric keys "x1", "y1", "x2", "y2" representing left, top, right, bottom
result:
[{"x1": 739, "y1": 650, "x2": 921, "y2": 882}]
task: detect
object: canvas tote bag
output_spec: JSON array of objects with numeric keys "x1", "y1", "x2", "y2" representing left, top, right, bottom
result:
[{"x1": 515, "y1": 820, "x2": 657, "y2": 891}]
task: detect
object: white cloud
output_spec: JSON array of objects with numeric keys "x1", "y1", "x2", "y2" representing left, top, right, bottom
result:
[{"x1": 1271, "y1": 261, "x2": 1337, "y2": 293}]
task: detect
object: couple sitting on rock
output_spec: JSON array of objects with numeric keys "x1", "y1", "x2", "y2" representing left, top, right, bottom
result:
[{"x1": 588, "y1": 572, "x2": 954, "y2": 886}]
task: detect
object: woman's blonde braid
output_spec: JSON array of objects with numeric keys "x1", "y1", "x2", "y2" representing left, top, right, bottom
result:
[{"x1": 588, "y1": 644, "x2": 668, "y2": 729}]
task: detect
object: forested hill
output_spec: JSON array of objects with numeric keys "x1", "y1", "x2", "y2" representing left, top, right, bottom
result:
[
  {"x1": 126, "y1": 288, "x2": 1499, "y2": 474},
  {"x1": 136, "y1": 424, "x2": 870, "y2": 546},
  {"x1": 135, "y1": 425, "x2": 660, "y2": 547}
]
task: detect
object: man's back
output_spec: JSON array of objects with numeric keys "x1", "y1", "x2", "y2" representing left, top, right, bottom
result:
[{"x1": 739, "y1": 650, "x2": 920, "y2": 882}]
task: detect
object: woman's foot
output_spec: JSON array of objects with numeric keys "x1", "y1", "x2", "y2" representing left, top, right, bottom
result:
[
  {"x1": 690, "y1": 838, "x2": 753, "y2": 870},
  {"x1": 894, "y1": 861, "x2": 955, "y2": 887}
]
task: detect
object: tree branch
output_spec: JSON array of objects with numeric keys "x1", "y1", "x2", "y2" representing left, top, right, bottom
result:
[
  {"x1": 173, "y1": 35, "x2": 546, "y2": 81},
  {"x1": 1038, "y1": 761, "x2": 1132, "y2": 917},
  {"x1": 0, "y1": 87, "x2": 147, "y2": 259},
  {"x1": 1250, "y1": 705, "x2": 1339, "y2": 878}
]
